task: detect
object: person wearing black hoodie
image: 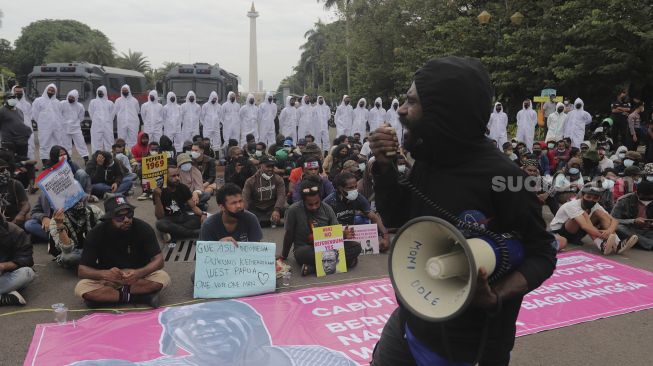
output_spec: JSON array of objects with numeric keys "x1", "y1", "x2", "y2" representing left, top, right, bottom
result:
[{"x1": 369, "y1": 57, "x2": 557, "y2": 365}]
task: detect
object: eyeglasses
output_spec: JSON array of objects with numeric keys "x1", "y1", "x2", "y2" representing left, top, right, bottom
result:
[
  {"x1": 113, "y1": 210, "x2": 134, "y2": 222},
  {"x1": 301, "y1": 186, "x2": 320, "y2": 194}
]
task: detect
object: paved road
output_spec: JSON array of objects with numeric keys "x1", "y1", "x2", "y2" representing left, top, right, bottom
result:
[{"x1": 2, "y1": 143, "x2": 653, "y2": 365}]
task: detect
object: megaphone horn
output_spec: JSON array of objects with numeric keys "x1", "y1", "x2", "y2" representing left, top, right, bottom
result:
[{"x1": 389, "y1": 216, "x2": 524, "y2": 322}]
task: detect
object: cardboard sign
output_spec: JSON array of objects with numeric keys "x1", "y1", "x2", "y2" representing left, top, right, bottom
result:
[
  {"x1": 313, "y1": 225, "x2": 347, "y2": 277},
  {"x1": 352, "y1": 224, "x2": 379, "y2": 255},
  {"x1": 193, "y1": 241, "x2": 276, "y2": 298},
  {"x1": 141, "y1": 153, "x2": 167, "y2": 189},
  {"x1": 35, "y1": 159, "x2": 86, "y2": 211}
]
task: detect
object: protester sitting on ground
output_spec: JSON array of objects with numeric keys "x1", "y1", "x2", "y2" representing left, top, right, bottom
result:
[
  {"x1": 200, "y1": 137, "x2": 215, "y2": 159},
  {"x1": 76, "y1": 196, "x2": 170, "y2": 308},
  {"x1": 199, "y1": 183, "x2": 262, "y2": 243},
  {"x1": 292, "y1": 157, "x2": 335, "y2": 203},
  {"x1": 111, "y1": 143, "x2": 138, "y2": 189},
  {"x1": 153, "y1": 166, "x2": 206, "y2": 243},
  {"x1": 611, "y1": 145, "x2": 627, "y2": 163},
  {"x1": 552, "y1": 157, "x2": 584, "y2": 204},
  {"x1": 190, "y1": 142, "x2": 218, "y2": 194},
  {"x1": 581, "y1": 149, "x2": 601, "y2": 180},
  {"x1": 501, "y1": 142, "x2": 518, "y2": 164},
  {"x1": 597, "y1": 170, "x2": 617, "y2": 213},
  {"x1": 324, "y1": 172, "x2": 390, "y2": 252},
  {"x1": 177, "y1": 153, "x2": 210, "y2": 211},
  {"x1": 130, "y1": 132, "x2": 151, "y2": 179},
  {"x1": 341, "y1": 160, "x2": 362, "y2": 180},
  {"x1": 327, "y1": 144, "x2": 351, "y2": 180},
  {"x1": 281, "y1": 177, "x2": 361, "y2": 276},
  {"x1": 532, "y1": 142, "x2": 550, "y2": 176},
  {"x1": 267, "y1": 134, "x2": 286, "y2": 157},
  {"x1": 552, "y1": 139, "x2": 572, "y2": 171},
  {"x1": 0, "y1": 159, "x2": 29, "y2": 228},
  {"x1": 48, "y1": 197, "x2": 103, "y2": 268},
  {"x1": 288, "y1": 143, "x2": 324, "y2": 191},
  {"x1": 242, "y1": 156, "x2": 286, "y2": 227},
  {"x1": 549, "y1": 183, "x2": 639, "y2": 255},
  {"x1": 0, "y1": 214, "x2": 34, "y2": 306},
  {"x1": 522, "y1": 159, "x2": 559, "y2": 215},
  {"x1": 47, "y1": 146, "x2": 93, "y2": 197},
  {"x1": 86, "y1": 151, "x2": 133, "y2": 199},
  {"x1": 597, "y1": 146, "x2": 614, "y2": 173},
  {"x1": 611, "y1": 179, "x2": 653, "y2": 250},
  {"x1": 225, "y1": 147, "x2": 257, "y2": 189},
  {"x1": 159, "y1": 135, "x2": 176, "y2": 163},
  {"x1": 24, "y1": 191, "x2": 53, "y2": 242}
]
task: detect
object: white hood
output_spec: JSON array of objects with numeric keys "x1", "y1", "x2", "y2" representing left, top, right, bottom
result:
[
  {"x1": 121, "y1": 84, "x2": 132, "y2": 97},
  {"x1": 317, "y1": 95, "x2": 326, "y2": 106},
  {"x1": 492, "y1": 102, "x2": 503, "y2": 114},
  {"x1": 284, "y1": 96, "x2": 293, "y2": 108},
  {"x1": 522, "y1": 99, "x2": 533, "y2": 110},
  {"x1": 555, "y1": 102, "x2": 565, "y2": 113},
  {"x1": 208, "y1": 91, "x2": 219, "y2": 104},
  {"x1": 185, "y1": 91, "x2": 197, "y2": 104},
  {"x1": 11, "y1": 85, "x2": 30, "y2": 103},
  {"x1": 391, "y1": 98, "x2": 399, "y2": 110},
  {"x1": 149, "y1": 90, "x2": 159, "y2": 103},
  {"x1": 573, "y1": 98, "x2": 585, "y2": 111},
  {"x1": 66, "y1": 89, "x2": 79, "y2": 102},
  {"x1": 42, "y1": 83, "x2": 58, "y2": 99},
  {"x1": 265, "y1": 91, "x2": 274, "y2": 104},
  {"x1": 96, "y1": 86, "x2": 108, "y2": 100},
  {"x1": 356, "y1": 98, "x2": 367, "y2": 109},
  {"x1": 340, "y1": 95, "x2": 350, "y2": 106},
  {"x1": 373, "y1": 97, "x2": 383, "y2": 109},
  {"x1": 246, "y1": 93, "x2": 255, "y2": 105},
  {"x1": 227, "y1": 91, "x2": 236, "y2": 104},
  {"x1": 166, "y1": 91, "x2": 177, "y2": 105},
  {"x1": 301, "y1": 94, "x2": 310, "y2": 106}
]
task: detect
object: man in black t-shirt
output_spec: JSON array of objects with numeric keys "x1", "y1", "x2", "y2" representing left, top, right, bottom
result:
[
  {"x1": 0, "y1": 159, "x2": 29, "y2": 228},
  {"x1": 153, "y1": 166, "x2": 207, "y2": 243},
  {"x1": 75, "y1": 196, "x2": 170, "y2": 308},
  {"x1": 611, "y1": 89, "x2": 632, "y2": 147},
  {"x1": 199, "y1": 183, "x2": 262, "y2": 243}
]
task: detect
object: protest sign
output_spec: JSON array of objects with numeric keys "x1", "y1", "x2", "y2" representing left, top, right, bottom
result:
[
  {"x1": 352, "y1": 224, "x2": 379, "y2": 255},
  {"x1": 141, "y1": 153, "x2": 167, "y2": 189},
  {"x1": 313, "y1": 225, "x2": 347, "y2": 277},
  {"x1": 193, "y1": 241, "x2": 276, "y2": 298},
  {"x1": 35, "y1": 159, "x2": 86, "y2": 211}
]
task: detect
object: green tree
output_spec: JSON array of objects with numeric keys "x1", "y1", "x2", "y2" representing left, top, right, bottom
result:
[
  {"x1": 44, "y1": 41, "x2": 82, "y2": 63},
  {"x1": 116, "y1": 49, "x2": 150, "y2": 73}
]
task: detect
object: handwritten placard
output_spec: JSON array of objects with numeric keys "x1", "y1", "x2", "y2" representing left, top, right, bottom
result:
[
  {"x1": 194, "y1": 241, "x2": 276, "y2": 298},
  {"x1": 35, "y1": 159, "x2": 86, "y2": 211},
  {"x1": 352, "y1": 224, "x2": 380, "y2": 255},
  {"x1": 313, "y1": 225, "x2": 347, "y2": 277}
]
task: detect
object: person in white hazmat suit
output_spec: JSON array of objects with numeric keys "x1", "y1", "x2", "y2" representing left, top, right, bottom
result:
[
  {"x1": 487, "y1": 102, "x2": 508, "y2": 148},
  {"x1": 564, "y1": 98, "x2": 592, "y2": 149},
  {"x1": 114, "y1": 84, "x2": 140, "y2": 149},
  {"x1": 59, "y1": 89, "x2": 89, "y2": 161},
  {"x1": 545, "y1": 102, "x2": 567, "y2": 143},
  {"x1": 386, "y1": 98, "x2": 404, "y2": 147},
  {"x1": 334, "y1": 95, "x2": 353, "y2": 137},
  {"x1": 516, "y1": 98, "x2": 537, "y2": 152},
  {"x1": 163, "y1": 92, "x2": 182, "y2": 152},
  {"x1": 314, "y1": 96, "x2": 331, "y2": 154},
  {"x1": 239, "y1": 93, "x2": 259, "y2": 146},
  {"x1": 221, "y1": 91, "x2": 241, "y2": 148},
  {"x1": 279, "y1": 96, "x2": 298, "y2": 142},
  {"x1": 201, "y1": 91, "x2": 222, "y2": 152},
  {"x1": 258, "y1": 91, "x2": 277, "y2": 148},
  {"x1": 32, "y1": 83, "x2": 62, "y2": 164},
  {"x1": 352, "y1": 98, "x2": 369, "y2": 138},
  {"x1": 10, "y1": 85, "x2": 35, "y2": 160},
  {"x1": 88, "y1": 86, "x2": 115, "y2": 153},
  {"x1": 368, "y1": 97, "x2": 386, "y2": 132},
  {"x1": 297, "y1": 95, "x2": 315, "y2": 141},
  {"x1": 181, "y1": 91, "x2": 201, "y2": 143},
  {"x1": 141, "y1": 90, "x2": 164, "y2": 144}
]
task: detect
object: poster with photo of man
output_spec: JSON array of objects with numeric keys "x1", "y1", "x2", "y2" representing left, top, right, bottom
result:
[
  {"x1": 351, "y1": 224, "x2": 379, "y2": 255},
  {"x1": 313, "y1": 225, "x2": 347, "y2": 277}
]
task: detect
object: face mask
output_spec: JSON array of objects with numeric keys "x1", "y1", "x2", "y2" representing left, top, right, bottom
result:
[
  {"x1": 318, "y1": 100, "x2": 323, "y2": 105},
  {"x1": 149, "y1": 96, "x2": 155, "y2": 102},
  {"x1": 15, "y1": 93, "x2": 23, "y2": 100},
  {"x1": 393, "y1": 104, "x2": 398, "y2": 110},
  {"x1": 557, "y1": 108, "x2": 564, "y2": 113},
  {"x1": 98, "y1": 91, "x2": 104, "y2": 98},
  {"x1": 496, "y1": 107, "x2": 502, "y2": 112},
  {"x1": 261, "y1": 173, "x2": 272, "y2": 181},
  {"x1": 249, "y1": 99, "x2": 254, "y2": 105},
  {"x1": 170, "y1": 97, "x2": 176, "y2": 103},
  {"x1": 568, "y1": 167, "x2": 580, "y2": 175},
  {"x1": 524, "y1": 104, "x2": 529, "y2": 109},
  {"x1": 398, "y1": 164, "x2": 406, "y2": 173},
  {"x1": 647, "y1": 176, "x2": 653, "y2": 182},
  {"x1": 359, "y1": 103, "x2": 364, "y2": 107},
  {"x1": 290, "y1": 101, "x2": 295, "y2": 107},
  {"x1": 149, "y1": 150, "x2": 159, "y2": 155},
  {"x1": 582, "y1": 199, "x2": 597, "y2": 210},
  {"x1": 602, "y1": 179, "x2": 615, "y2": 190},
  {"x1": 189, "y1": 97, "x2": 195, "y2": 103},
  {"x1": 548, "y1": 143, "x2": 555, "y2": 149},
  {"x1": 230, "y1": 97, "x2": 235, "y2": 102},
  {"x1": 576, "y1": 104, "x2": 582, "y2": 109},
  {"x1": 511, "y1": 142, "x2": 517, "y2": 149},
  {"x1": 0, "y1": 171, "x2": 9, "y2": 185},
  {"x1": 269, "y1": 98, "x2": 273, "y2": 103},
  {"x1": 68, "y1": 98, "x2": 75, "y2": 103},
  {"x1": 122, "y1": 91, "x2": 129, "y2": 97},
  {"x1": 7, "y1": 99, "x2": 17, "y2": 107},
  {"x1": 623, "y1": 159, "x2": 634, "y2": 167},
  {"x1": 635, "y1": 178, "x2": 642, "y2": 184},
  {"x1": 345, "y1": 100, "x2": 350, "y2": 105},
  {"x1": 47, "y1": 92, "x2": 55, "y2": 98},
  {"x1": 255, "y1": 150, "x2": 263, "y2": 157},
  {"x1": 180, "y1": 163, "x2": 192, "y2": 172},
  {"x1": 345, "y1": 189, "x2": 359, "y2": 201},
  {"x1": 212, "y1": 99, "x2": 217, "y2": 104},
  {"x1": 375, "y1": 103, "x2": 380, "y2": 108},
  {"x1": 639, "y1": 199, "x2": 653, "y2": 206},
  {"x1": 618, "y1": 153, "x2": 626, "y2": 159},
  {"x1": 190, "y1": 151, "x2": 201, "y2": 159},
  {"x1": 359, "y1": 163, "x2": 366, "y2": 172}
]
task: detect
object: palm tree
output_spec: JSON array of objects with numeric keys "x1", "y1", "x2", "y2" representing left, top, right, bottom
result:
[
  {"x1": 116, "y1": 49, "x2": 150, "y2": 73},
  {"x1": 317, "y1": 0, "x2": 351, "y2": 94}
]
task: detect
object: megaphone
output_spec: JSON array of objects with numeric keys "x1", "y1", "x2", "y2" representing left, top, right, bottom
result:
[{"x1": 389, "y1": 216, "x2": 524, "y2": 322}]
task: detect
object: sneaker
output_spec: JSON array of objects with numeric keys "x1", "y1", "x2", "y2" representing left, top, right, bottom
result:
[
  {"x1": 617, "y1": 235, "x2": 639, "y2": 254},
  {"x1": 0, "y1": 291, "x2": 26, "y2": 306},
  {"x1": 137, "y1": 192, "x2": 149, "y2": 201},
  {"x1": 162, "y1": 232, "x2": 172, "y2": 243},
  {"x1": 87, "y1": 195, "x2": 100, "y2": 203},
  {"x1": 600, "y1": 234, "x2": 617, "y2": 255}
]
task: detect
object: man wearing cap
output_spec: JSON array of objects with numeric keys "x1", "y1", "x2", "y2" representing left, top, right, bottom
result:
[
  {"x1": 291, "y1": 156, "x2": 335, "y2": 203},
  {"x1": 76, "y1": 196, "x2": 170, "y2": 308},
  {"x1": 242, "y1": 156, "x2": 286, "y2": 227},
  {"x1": 550, "y1": 183, "x2": 638, "y2": 255}
]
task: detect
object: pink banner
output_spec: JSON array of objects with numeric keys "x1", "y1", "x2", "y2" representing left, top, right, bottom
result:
[{"x1": 24, "y1": 253, "x2": 653, "y2": 365}]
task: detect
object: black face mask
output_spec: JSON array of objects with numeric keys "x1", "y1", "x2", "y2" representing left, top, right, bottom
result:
[
  {"x1": 557, "y1": 108, "x2": 564, "y2": 113},
  {"x1": 576, "y1": 104, "x2": 582, "y2": 109},
  {"x1": 524, "y1": 104, "x2": 530, "y2": 109},
  {"x1": 212, "y1": 99, "x2": 217, "y2": 104},
  {"x1": 359, "y1": 103, "x2": 364, "y2": 107},
  {"x1": 15, "y1": 93, "x2": 23, "y2": 100},
  {"x1": 582, "y1": 199, "x2": 597, "y2": 210},
  {"x1": 68, "y1": 99, "x2": 75, "y2": 103},
  {"x1": 268, "y1": 98, "x2": 273, "y2": 102},
  {"x1": 98, "y1": 92, "x2": 104, "y2": 98},
  {"x1": 249, "y1": 99, "x2": 254, "y2": 105},
  {"x1": 47, "y1": 92, "x2": 55, "y2": 98},
  {"x1": 149, "y1": 96, "x2": 155, "y2": 102},
  {"x1": 230, "y1": 98, "x2": 235, "y2": 102},
  {"x1": 319, "y1": 100, "x2": 323, "y2": 105},
  {"x1": 345, "y1": 100, "x2": 350, "y2": 105},
  {"x1": 170, "y1": 97, "x2": 175, "y2": 103},
  {"x1": 122, "y1": 91, "x2": 129, "y2": 97},
  {"x1": 393, "y1": 104, "x2": 398, "y2": 110},
  {"x1": 375, "y1": 103, "x2": 380, "y2": 108},
  {"x1": 290, "y1": 101, "x2": 295, "y2": 107},
  {"x1": 496, "y1": 107, "x2": 502, "y2": 112},
  {"x1": 189, "y1": 98, "x2": 195, "y2": 103}
]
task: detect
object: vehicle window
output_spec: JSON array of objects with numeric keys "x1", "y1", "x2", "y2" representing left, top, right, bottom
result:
[
  {"x1": 32, "y1": 79, "x2": 56, "y2": 99},
  {"x1": 58, "y1": 80, "x2": 84, "y2": 99},
  {"x1": 170, "y1": 80, "x2": 193, "y2": 99},
  {"x1": 109, "y1": 78, "x2": 121, "y2": 93},
  {"x1": 195, "y1": 81, "x2": 218, "y2": 101},
  {"x1": 125, "y1": 77, "x2": 145, "y2": 93}
]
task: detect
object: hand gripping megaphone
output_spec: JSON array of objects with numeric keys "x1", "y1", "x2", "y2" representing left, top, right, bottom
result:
[{"x1": 389, "y1": 216, "x2": 525, "y2": 322}]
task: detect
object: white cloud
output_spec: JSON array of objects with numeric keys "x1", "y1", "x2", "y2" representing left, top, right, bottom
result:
[{"x1": 1, "y1": 0, "x2": 337, "y2": 91}]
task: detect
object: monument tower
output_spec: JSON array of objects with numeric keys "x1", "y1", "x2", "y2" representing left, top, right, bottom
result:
[{"x1": 247, "y1": 2, "x2": 259, "y2": 93}]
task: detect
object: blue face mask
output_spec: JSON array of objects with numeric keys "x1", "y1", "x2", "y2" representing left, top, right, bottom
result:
[{"x1": 568, "y1": 167, "x2": 580, "y2": 175}]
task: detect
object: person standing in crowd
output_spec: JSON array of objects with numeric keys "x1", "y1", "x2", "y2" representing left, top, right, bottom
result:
[
  {"x1": 141, "y1": 90, "x2": 163, "y2": 144},
  {"x1": 487, "y1": 102, "x2": 508, "y2": 149},
  {"x1": 221, "y1": 91, "x2": 241, "y2": 152},
  {"x1": 243, "y1": 156, "x2": 286, "y2": 227},
  {"x1": 162, "y1": 92, "x2": 182, "y2": 153},
  {"x1": 181, "y1": 91, "x2": 201, "y2": 144},
  {"x1": 201, "y1": 91, "x2": 222, "y2": 155},
  {"x1": 564, "y1": 98, "x2": 592, "y2": 149},
  {"x1": 114, "y1": 85, "x2": 140, "y2": 149},
  {"x1": 335, "y1": 95, "x2": 354, "y2": 137},
  {"x1": 369, "y1": 56, "x2": 556, "y2": 365},
  {"x1": 543, "y1": 94, "x2": 558, "y2": 120},
  {"x1": 386, "y1": 98, "x2": 403, "y2": 148},
  {"x1": 516, "y1": 98, "x2": 537, "y2": 152},
  {"x1": 0, "y1": 213, "x2": 34, "y2": 306},
  {"x1": 0, "y1": 93, "x2": 33, "y2": 160},
  {"x1": 59, "y1": 90, "x2": 89, "y2": 163},
  {"x1": 297, "y1": 95, "x2": 314, "y2": 142},
  {"x1": 76, "y1": 196, "x2": 170, "y2": 308},
  {"x1": 368, "y1": 97, "x2": 386, "y2": 132},
  {"x1": 279, "y1": 96, "x2": 299, "y2": 142},
  {"x1": 48, "y1": 197, "x2": 103, "y2": 268},
  {"x1": 611, "y1": 178, "x2": 653, "y2": 250},
  {"x1": 258, "y1": 91, "x2": 277, "y2": 149},
  {"x1": 31, "y1": 83, "x2": 61, "y2": 167},
  {"x1": 10, "y1": 86, "x2": 35, "y2": 160},
  {"x1": 352, "y1": 98, "x2": 369, "y2": 138},
  {"x1": 611, "y1": 89, "x2": 631, "y2": 147},
  {"x1": 314, "y1": 96, "x2": 332, "y2": 155},
  {"x1": 628, "y1": 102, "x2": 644, "y2": 151},
  {"x1": 545, "y1": 102, "x2": 567, "y2": 143},
  {"x1": 239, "y1": 94, "x2": 259, "y2": 147},
  {"x1": 89, "y1": 86, "x2": 115, "y2": 153}
]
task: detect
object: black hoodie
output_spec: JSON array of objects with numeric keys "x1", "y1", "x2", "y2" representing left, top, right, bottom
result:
[{"x1": 373, "y1": 57, "x2": 556, "y2": 362}]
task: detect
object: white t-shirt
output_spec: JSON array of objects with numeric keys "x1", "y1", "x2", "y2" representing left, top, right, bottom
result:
[{"x1": 549, "y1": 199, "x2": 606, "y2": 231}]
